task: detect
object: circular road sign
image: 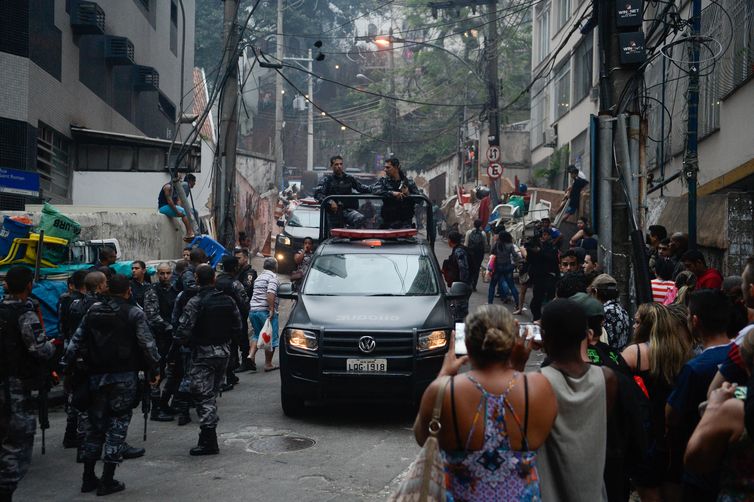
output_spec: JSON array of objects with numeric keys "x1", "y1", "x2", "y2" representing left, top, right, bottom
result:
[
  {"x1": 486, "y1": 146, "x2": 501, "y2": 162},
  {"x1": 487, "y1": 163, "x2": 503, "y2": 179}
]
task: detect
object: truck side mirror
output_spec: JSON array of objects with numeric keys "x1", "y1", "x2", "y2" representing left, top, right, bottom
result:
[
  {"x1": 278, "y1": 282, "x2": 298, "y2": 300},
  {"x1": 277, "y1": 220, "x2": 285, "y2": 228}
]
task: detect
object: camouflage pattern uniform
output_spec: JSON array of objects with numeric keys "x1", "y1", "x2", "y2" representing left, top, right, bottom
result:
[
  {"x1": 0, "y1": 296, "x2": 55, "y2": 496},
  {"x1": 313, "y1": 171, "x2": 371, "y2": 228},
  {"x1": 65, "y1": 298, "x2": 159, "y2": 464},
  {"x1": 216, "y1": 272, "x2": 249, "y2": 374},
  {"x1": 57, "y1": 289, "x2": 84, "y2": 445},
  {"x1": 66, "y1": 293, "x2": 105, "y2": 452},
  {"x1": 176, "y1": 287, "x2": 241, "y2": 430},
  {"x1": 168, "y1": 266, "x2": 200, "y2": 418}
]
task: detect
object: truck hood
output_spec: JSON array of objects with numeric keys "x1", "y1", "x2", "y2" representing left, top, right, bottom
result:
[{"x1": 290, "y1": 295, "x2": 449, "y2": 331}]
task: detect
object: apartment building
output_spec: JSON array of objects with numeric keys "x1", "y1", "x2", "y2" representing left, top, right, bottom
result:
[
  {"x1": 530, "y1": 0, "x2": 754, "y2": 202},
  {"x1": 0, "y1": 0, "x2": 199, "y2": 210},
  {"x1": 529, "y1": 0, "x2": 596, "y2": 188}
]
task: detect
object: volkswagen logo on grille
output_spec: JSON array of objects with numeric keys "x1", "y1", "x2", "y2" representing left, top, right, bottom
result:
[{"x1": 358, "y1": 336, "x2": 376, "y2": 354}]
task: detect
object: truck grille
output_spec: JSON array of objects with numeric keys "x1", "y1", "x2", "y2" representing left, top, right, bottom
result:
[{"x1": 321, "y1": 331, "x2": 414, "y2": 356}]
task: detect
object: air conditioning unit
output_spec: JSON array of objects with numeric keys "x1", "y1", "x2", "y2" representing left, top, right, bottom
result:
[
  {"x1": 105, "y1": 36, "x2": 135, "y2": 65},
  {"x1": 133, "y1": 65, "x2": 159, "y2": 92},
  {"x1": 543, "y1": 127, "x2": 558, "y2": 147},
  {"x1": 590, "y1": 85, "x2": 599, "y2": 102},
  {"x1": 70, "y1": 1, "x2": 105, "y2": 35}
]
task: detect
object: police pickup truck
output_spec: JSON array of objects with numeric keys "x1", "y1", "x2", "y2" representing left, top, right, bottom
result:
[{"x1": 277, "y1": 195, "x2": 469, "y2": 416}]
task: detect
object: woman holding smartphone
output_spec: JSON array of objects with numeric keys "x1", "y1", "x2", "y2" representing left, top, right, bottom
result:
[{"x1": 413, "y1": 305, "x2": 557, "y2": 500}]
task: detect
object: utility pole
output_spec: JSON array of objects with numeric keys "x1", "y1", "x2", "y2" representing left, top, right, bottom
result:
[
  {"x1": 387, "y1": 26, "x2": 396, "y2": 157},
  {"x1": 307, "y1": 48, "x2": 314, "y2": 171},
  {"x1": 486, "y1": 0, "x2": 499, "y2": 151},
  {"x1": 683, "y1": 0, "x2": 702, "y2": 250},
  {"x1": 274, "y1": 0, "x2": 284, "y2": 190},
  {"x1": 215, "y1": 0, "x2": 239, "y2": 248}
]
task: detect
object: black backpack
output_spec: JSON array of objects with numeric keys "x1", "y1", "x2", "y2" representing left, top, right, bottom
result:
[{"x1": 467, "y1": 229, "x2": 486, "y2": 253}]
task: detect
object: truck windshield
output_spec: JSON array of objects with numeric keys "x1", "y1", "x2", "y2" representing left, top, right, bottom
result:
[
  {"x1": 287, "y1": 208, "x2": 319, "y2": 228},
  {"x1": 304, "y1": 254, "x2": 438, "y2": 296}
]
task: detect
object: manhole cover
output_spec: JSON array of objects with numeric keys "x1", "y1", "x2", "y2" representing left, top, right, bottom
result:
[{"x1": 250, "y1": 435, "x2": 316, "y2": 453}]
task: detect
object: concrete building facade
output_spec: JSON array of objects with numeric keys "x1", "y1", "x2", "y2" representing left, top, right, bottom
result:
[
  {"x1": 0, "y1": 0, "x2": 198, "y2": 210},
  {"x1": 528, "y1": 0, "x2": 754, "y2": 271}
]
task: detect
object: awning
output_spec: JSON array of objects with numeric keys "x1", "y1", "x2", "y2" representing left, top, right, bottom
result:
[
  {"x1": 654, "y1": 194, "x2": 728, "y2": 249},
  {"x1": 69, "y1": 125, "x2": 200, "y2": 153}
]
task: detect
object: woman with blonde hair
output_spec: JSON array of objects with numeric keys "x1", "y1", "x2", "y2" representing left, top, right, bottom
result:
[
  {"x1": 413, "y1": 305, "x2": 557, "y2": 500},
  {"x1": 622, "y1": 303, "x2": 695, "y2": 501}
]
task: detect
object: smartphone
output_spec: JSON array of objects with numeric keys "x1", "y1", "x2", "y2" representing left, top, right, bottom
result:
[
  {"x1": 454, "y1": 322, "x2": 467, "y2": 355},
  {"x1": 519, "y1": 323, "x2": 542, "y2": 342}
]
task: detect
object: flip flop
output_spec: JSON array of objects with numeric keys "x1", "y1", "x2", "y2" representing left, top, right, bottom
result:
[{"x1": 264, "y1": 365, "x2": 279, "y2": 372}]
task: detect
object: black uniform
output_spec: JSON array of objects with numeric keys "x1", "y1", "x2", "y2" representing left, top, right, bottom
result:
[
  {"x1": 129, "y1": 279, "x2": 151, "y2": 309},
  {"x1": 313, "y1": 172, "x2": 371, "y2": 229},
  {"x1": 216, "y1": 272, "x2": 249, "y2": 378},
  {"x1": 0, "y1": 296, "x2": 55, "y2": 498},
  {"x1": 371, "y1": 175, "x2": 422, "y2": 229},
  {"x1": 236, "y1": 264, "x2": 256, "y2": 361}
]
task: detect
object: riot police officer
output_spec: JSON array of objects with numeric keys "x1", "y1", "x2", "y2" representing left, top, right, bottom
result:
[
  {"x1": 57, "y1": 269, "x2": 87, "y2": 448},
  {"x1": 143, "y1": 262, "x2": 178, "y2": 421},
  {"x1": 216, "y1": 256, "x2": 249, "y2": 390},
  {"x1": 372, "y1": 157, "x2": 422, "y2": 229},
  {"x1": 233, "y1": 248, "x2": 256, "y2": 371},
  {"x1": 313, "y1": 155, "x2": 371, "y2": 230},
  {"x1": 65, "y1": 274, "x2": 159, "y2": 496},
  {"x1": 0, "y1": 266, "x2": 55, "y2": 502},
  {"x1": 168, "y1": 248, "x2": 207, "y2": 426},
  {"x1": 176, "y1": 265, "x2": 242, "y2": 456}
]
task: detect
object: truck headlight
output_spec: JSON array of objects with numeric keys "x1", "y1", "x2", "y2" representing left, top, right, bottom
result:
[
  {"x1": 287, "y1": 329, "x2": 318, "y2": 351},
  {"x1": 417, "y1": 330, "x2": 448, "y2": 352},
  {"x1": 277, "y1": 234, "x2": 291, "y2": 246}
]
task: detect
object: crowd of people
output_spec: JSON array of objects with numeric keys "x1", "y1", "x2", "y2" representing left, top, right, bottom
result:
[
  {"x1": 0, "y1": 242, "x2": 280, "y2": 500},
  {"x1": 414, "y1": 214, "x2": 754, "y2": 500}
]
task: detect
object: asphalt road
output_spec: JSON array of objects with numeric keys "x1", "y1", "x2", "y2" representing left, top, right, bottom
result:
[{"x1": 16, "y1": 239, "x2": 542, "y2": 501}]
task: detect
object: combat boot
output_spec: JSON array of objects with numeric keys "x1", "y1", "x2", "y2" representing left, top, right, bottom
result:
[
  {"x1": 63, "y1": 420, "x2": 80, "y2": 448},
  {"x1": 151, "y1": 395, "x2": 173, "y2": 422},
  {"x1": 236, "y1": 357, "x2": 256, "y2": 372},
  {"x1": 175, "y1": 392, "x2": 191, "y2": 426},
  {"x1": 190, "y1": 428, "x2": 219, "y2": 456},
  {"x1": 97, "y1": 463, "x2": 125, "y2": 496},
  {"x1": 81, "y1": 461, "x2": 99, "y2": 493}
]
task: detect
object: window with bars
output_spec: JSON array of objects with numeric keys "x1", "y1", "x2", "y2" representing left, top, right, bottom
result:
[
  {"x1": 554, "y1": 60, "x2": 571, "y2": 119},
  {"x1": 36, "y1": 124, "x2": 71, "y2": 201},
  {"x1": 573, "y1": 33, "x2": 593, "y2": 102}
]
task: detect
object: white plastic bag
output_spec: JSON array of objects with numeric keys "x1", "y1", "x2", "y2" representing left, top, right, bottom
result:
[{"x1": 256, "y1": 318, "x2": 273, "y2": 351}]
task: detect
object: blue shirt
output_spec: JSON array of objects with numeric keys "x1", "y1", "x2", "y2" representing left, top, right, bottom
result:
[{"x1": 667, "y1": 344, "x2": 731, "y2": 428}]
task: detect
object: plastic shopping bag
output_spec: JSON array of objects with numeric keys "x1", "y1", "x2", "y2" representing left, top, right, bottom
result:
[{"x1": 256, "y1": 318, "x2": 273, "y2": 351}]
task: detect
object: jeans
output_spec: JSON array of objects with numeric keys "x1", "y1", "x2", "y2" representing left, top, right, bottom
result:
[{"x1": 488, "y1": 267, "x2": 518, "y2": 305}]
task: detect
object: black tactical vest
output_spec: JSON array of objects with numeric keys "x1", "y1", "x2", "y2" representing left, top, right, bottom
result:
[
  {"x1": 69, "y1": 294, "x2": 99, "y2": 336},
  {"x1": 154, "y1": 284, "x2": 178, "y2": 321},
  {"x1": 0, "y1": 302, "x2": 45, "y2": 387},
  {"x1": 191, "y1": 290, "x2": 237, "y2": 346},
  {"x1": 215, "y1": 274, "x2": 247, "y2": 315},
  {"x1": 83, "y1": 299, "x2": 141, "y2": 374},
  {"x1": 328, "y1": 174, "x2": 359, "y2": 210}
]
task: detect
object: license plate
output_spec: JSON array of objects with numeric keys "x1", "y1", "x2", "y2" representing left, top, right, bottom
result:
[{"x1": 346, "y1": 358, "x2": 387, "y2": 373}]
